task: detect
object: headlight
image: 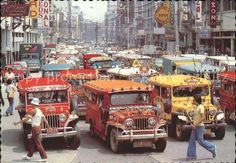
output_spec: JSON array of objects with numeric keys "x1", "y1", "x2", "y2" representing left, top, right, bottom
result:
[
  {"x1": 59, "y1": 113, "x2": 67, "y2": 122},
  {"x1": 148, "y1": 117, "x2": 156, "y2": 126},
  {"x1": 98, "y1": 66, "x2": 102, "y2": 69},
  {"x1": 209, "y1": 109, "x2": 216, "y2": 116},
  {"x1": 124, "y1": 118, "x2": 134, "y2": 127},
  {"x1": 188, "y1": 110, "x2": 194, "y2": 117},
  {"x1": 111, "y1": 65, "x2": 115, "y2": 68}
]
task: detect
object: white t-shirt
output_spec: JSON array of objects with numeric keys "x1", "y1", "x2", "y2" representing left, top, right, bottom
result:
[
  {"x1": 29, "y1": 108, "x2": 45, "y2": 127},
  {"x1": 5, "y1": 72, "x2": 15, "y2": 80}
]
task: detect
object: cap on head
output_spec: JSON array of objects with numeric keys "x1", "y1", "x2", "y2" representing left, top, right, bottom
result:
[{"x1": 30, "y1": 98, "x2": 40, "y2": 106}]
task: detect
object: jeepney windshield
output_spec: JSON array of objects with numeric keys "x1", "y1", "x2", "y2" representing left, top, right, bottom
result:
[
  {"x1": 27, "y1": 90, "x2": 68, "y2": 104},
  {"x1": 131, "y1": 76, "x2": 148, "y2": 83},
  {"x1": 173, "y1": 86, "x2": 209, "y2": 97},
  {"x1": 111, "y1": 92, "x2": 150, "y2": 105},
  {"x1": 22, "y1": 53, "x2": 39, "y2": 59}
]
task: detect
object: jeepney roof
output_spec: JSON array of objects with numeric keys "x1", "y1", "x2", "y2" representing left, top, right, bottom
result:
[
  {"x1": 83, "y1": 54, "x2": 102, "y2": 59},
  {"x1": 88, "y1": 56, "x2": 113, "y2": 63},
  {"x1": 220, "y1": 60, "x2": 236, "y2": 66},
  {"x1": 178, "y1": 63, "x2": 220, "y2": 73},
  {"x1": 148, "y1": 74, "x2": 211, "y2": 87},
  {"x1": 84, "y1": 80, "x2": 151, "y2": 93},
  {"x1": 60, "y1": 69, "x2": 97, "y2": 79},
  {"x1": 121, "y1": 54, "x2": 151, "y2": 60},
  {"x1": 206, "y1": 56, "x2": 235, "y2": 61},
  {"x1": 219, "y1": 71, "x2": 236, "y2": 81},
  {"x1": 162, "y1": 55, "x2": 205, "y2": 62},
  {"x1": 107, "y1": 67, "x2": 156, "y2": 76},
  {"x1": 41, "y1": 64, "x2": 73, "y2": 71},
  {"x1": 18, "y1": 77, "x2": 71, "y2": 92}
]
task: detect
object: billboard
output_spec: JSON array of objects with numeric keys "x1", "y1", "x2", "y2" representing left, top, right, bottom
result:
[{"x1": 1, "y1": 4, "x2": 29, "y2": 17}]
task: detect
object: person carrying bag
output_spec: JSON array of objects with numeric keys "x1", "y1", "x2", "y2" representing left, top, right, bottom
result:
[{"x1": 5, "y1": 79, "x2": 16, "y2": 116}]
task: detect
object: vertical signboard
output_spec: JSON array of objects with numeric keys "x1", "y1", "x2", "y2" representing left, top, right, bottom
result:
[
  {"x1": 210, "y1": 0, "x2": 217, "y2": 28},
  {"x1": 29, "y1": 0, "x2": 39, "y2": 18},
  {"x1": 39, "y1": 0, "x2": 50, "y2": 28},
  {"x1": 195, "y1": 0, "x2": 202, "y2": 30},
  {"x1": 182, "y1": 1, "x2": 189, "y2": 22}
]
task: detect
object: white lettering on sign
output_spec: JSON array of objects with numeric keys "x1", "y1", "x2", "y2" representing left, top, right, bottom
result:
[
  {"x1": 210, "y1": 0, "x2": 217, "y2": 28},
  {"x1": 195, "y1": 0, "x2": 202, "y2": 29},
  {"x1": 39, "y1": 0, "x2": 50, "y2": 27}
]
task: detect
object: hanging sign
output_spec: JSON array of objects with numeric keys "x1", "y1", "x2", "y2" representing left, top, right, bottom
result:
[
  {"x1": 210, "y1": 0, "x2": 217, "y2": 28},
  {"x1": 154, "y1": 2, "x2": 171, "y2": 27},
  {"x1": 195, "y1": 0, "x2": 202, "y2": 30},
  {"x1": 39, "y1": 0, "x2": 50, "y2": 27},
  {"x1": 29, "y1": 0, "x2": 39, "y2": 18},
  {"x1": 1, "y1": 4, "x2": 29, "y2": 17}
]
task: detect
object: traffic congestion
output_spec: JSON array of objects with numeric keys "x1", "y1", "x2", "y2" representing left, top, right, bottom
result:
[{"x1": 1, "y1": 1, "x2": 235, "y2": 163}]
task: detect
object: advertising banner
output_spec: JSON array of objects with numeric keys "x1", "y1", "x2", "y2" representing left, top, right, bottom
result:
[
  {"x1": 210, "y1": 0, "x2": 217, "y2": 28},
  {"x1": 29, "y1": 0, "x2": 39, "y2": 18},
  {"x1": 39, "y1": 0, "x2": 50, "y2": 28},
  {"x1": 154, "y1": 2, "x2": 171, "y2": 27},
  {"x1": 195, "y1": 0, "x2": 202, "y2": 30},
  {"x1": 1, "y1": 4, "x2": 29, "y2": 17}
]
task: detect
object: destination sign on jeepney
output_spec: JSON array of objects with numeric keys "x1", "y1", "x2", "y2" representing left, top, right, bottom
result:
[{"x1": 26, "y1": 85, "x2": 68, "y2": 91}]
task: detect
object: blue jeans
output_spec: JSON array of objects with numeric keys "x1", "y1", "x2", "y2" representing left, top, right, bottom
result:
[
  {"x1": 6, "y1": 97, "x2": 14, "y2": 114},
  {"x1": 187, "y1": 126, "x2": 216, "y2": 158}
]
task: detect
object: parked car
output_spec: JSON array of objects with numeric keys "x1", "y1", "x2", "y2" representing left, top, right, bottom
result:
[
  {"x1": 84, "y1": 80, "x2": 167, "y2": 153},
  {"x1": 14, "y1": 61, "x2": 30, "y2": 77}
]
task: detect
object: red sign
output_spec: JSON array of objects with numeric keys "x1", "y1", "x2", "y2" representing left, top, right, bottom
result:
[
  {"x1": 1, "y1": 4, "x2": 29, "y2": 17},
  {"x1": 210, "y1": 0, "x2": 217, "y2": 28}
]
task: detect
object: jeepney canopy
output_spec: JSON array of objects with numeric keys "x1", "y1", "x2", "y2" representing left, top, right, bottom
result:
[
  {"x1": 41, "y1": 64, "x2": 74, "y2": 71},
  {"x1": 18, "y1": 77, "x2": 71, "y2": 92},
  {"x1": 60, "y1": 69, "x2": 97, "y2": 79},
  {"x1": 88, "y1": 56, "x2": 113, "y2": 63},
  {"x1": 178, "y1": 63, "x2": 220, "y2": 74},
  {"x1": 148, "y1": 74, "x2": 211, "y2": 87},
  {"x1": 107, "y1": 67, "x2": 157, "y2": 77},
  {"x1": 83, "y1": 80, "x2": 151, "y2": 93},
  {"x1": 218, "y1": 71, "x2": 236, "y2": 81}
]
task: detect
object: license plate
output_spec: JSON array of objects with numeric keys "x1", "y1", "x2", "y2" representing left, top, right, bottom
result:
[
  {"x1": 47, "y1": 128, "x2": 58, "y2": 134},
  {"x1": 133, "y1": 140, "x2": 153, "y2": 148}
]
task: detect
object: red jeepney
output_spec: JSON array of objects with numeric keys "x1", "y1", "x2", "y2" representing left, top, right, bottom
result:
[
  {"x1": 83, "y1": 80, "x2": 167, "y2": 153},
  {"x1": 2, "y1": 64, "x2": 25, "y2": 82},
  {"x1": 60, "y1": 69, "x2": 98, "y2": 117},
  {"x1": 17, "y1": 77, "x2": 80, "y2": 149},
  {"x1": 83, "y1": 54, "x2": 102, "y2": 69},
  {"x1": 219, "y1": 71, "x2": 236, "y2": 123}
]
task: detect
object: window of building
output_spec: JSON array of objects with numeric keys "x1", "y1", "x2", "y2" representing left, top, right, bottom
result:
[{"x1": 223, "y1": 0, "x2": 235, "y2": 11}]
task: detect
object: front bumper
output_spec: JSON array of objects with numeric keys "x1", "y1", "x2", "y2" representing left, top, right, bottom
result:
[
  {"x1": 117, "y1": 129, "x2": 167, "y2": 142},
  {"x1": 27, "y1": 127, "x2": 77, "y2": 139},
  {"x1": 182, "y1": 122, "x2": 227, "y2": 131},
  {"x1": 78, "y1": 106, "x2": 86, "y2": 116}
]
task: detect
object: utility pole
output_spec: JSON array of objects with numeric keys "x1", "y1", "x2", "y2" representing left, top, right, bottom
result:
[
  {"x1": 95, "y1": 22, "x2": 98, "y2": 45},
  {"x1": 175, "y1": 1, "x2": 179, "y2": 53},
  {"x1": 127, "y1": 1, "x2": 130, "y2": 49}
]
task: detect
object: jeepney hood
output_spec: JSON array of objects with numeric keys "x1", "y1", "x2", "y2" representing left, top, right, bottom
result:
[
  {"x1": 26, "y1": 103, "x2": 70, "y2": 115},
  {"x1": 109, "y1": 105, "x2": 156, "y2": 121}
]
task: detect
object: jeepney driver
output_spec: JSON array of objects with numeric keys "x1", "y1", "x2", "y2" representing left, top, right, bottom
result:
[{"x1": 14, "y1": 98, "x2": 50, "y2": 162}]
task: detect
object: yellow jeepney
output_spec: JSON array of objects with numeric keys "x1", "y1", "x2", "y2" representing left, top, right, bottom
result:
[{"x1": 148, "y1": 74, "x2": 226, "y2": 141}]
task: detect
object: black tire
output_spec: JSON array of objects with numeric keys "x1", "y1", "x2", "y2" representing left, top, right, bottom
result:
[
  {"x1": 224, "y1": 109, "x2": 231, "y2": 124},
  {"x1": 154, "y1": 138, "x2": 167, "y2": 152},
  {"x1": 215, "y1": 127, "x2": 225, "y2": 140},
  {"x1": 109, "y1": 128, "x2": 123, "y2": 153},
  {"x1": 175, "y1": 120, "x2": 188, "y2": 141},
  {"x1": 68, "y1": 125, "x2": 81, "y2": 149}
]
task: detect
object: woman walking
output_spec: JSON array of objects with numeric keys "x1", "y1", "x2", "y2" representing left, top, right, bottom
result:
[
  {"x1": 5, "y1": 79, "x2": 16, "y2": 116},
  {"x1": 186, "y1": 94, "x2": 216, "y2": 160}
]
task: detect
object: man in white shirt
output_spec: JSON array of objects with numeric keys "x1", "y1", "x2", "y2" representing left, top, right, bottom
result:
[
  {"x1": 14, "y1": 98, "x2": 50, "y2": 162},
  {"x1": 5, "y1": 68, "x2": 15, "y2": 81}
]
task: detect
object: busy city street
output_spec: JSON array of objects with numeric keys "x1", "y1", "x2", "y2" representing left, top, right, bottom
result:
[{"x1": 1, "y1": 0, "x2": 235, "y2": 163}]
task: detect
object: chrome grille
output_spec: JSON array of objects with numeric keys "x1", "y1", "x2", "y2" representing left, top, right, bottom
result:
[
  {"x1": 134, "y1": 118, "x2": 149, "y2": 130},
  {"x1": 205, "y1": 109, "x2": 210, "y2": 121},
  {"x1": 43, "y1": 115, "x2": 60, "y2": 128}
]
